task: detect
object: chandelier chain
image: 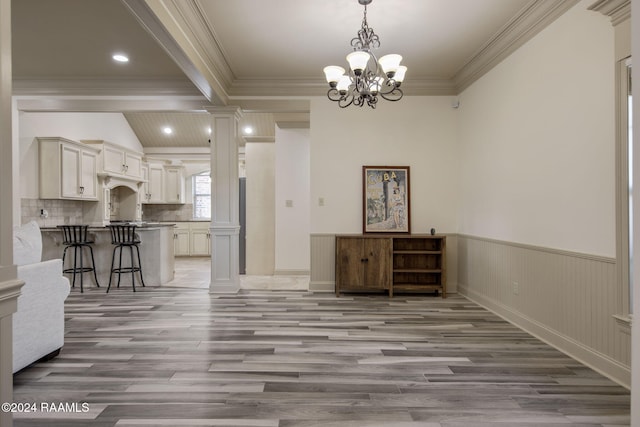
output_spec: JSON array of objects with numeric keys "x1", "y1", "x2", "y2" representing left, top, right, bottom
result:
[{"x1": 351, "y1": 4, "x2": 380, "y2": 52}]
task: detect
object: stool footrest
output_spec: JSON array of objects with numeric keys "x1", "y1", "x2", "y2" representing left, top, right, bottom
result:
[
  {"x1": 63, "y1": 267, "x2": 96, "y2": 274},
  {"x1": 111, "y1": 267, "x2": 142, "y2": 274}
]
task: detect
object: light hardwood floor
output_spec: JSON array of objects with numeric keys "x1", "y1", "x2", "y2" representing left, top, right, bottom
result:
[{"x1": 12, "y1": 258, "x2": 631, "y2": 426}]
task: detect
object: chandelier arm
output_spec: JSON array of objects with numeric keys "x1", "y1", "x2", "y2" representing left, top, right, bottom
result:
[
  {"x1": 338, "y1": 96, "x2": 355, "y2": 108},
  {"x1": 379, "y1": 88, "x2": 404, "y2": 102},
  {"x1": 327, "y1": 88, "x2": 344, "y2": 102}
]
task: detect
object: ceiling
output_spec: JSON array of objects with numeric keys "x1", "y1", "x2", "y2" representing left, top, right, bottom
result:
[{"x1": 11, "y1": 0, "x2": 579, "y2": 147}]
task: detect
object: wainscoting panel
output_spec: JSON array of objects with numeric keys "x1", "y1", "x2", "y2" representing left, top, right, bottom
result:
[
  {"x1": 310, "y1": 234, "x2": 336, "y2": 291},
  {"x1": 457, "y1": 234, "x2": 631, "y2": 387}
]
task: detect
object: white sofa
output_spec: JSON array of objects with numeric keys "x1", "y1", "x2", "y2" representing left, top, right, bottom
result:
[{"x1": 12, "y1": 221, "x2": 70, "y2": 373}]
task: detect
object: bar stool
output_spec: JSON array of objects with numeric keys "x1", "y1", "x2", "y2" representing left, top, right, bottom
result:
[
  {"x1": 106, "y1": 224, "x2": 146, "y2": 292},
  {"x1": 57, "y1": 225, "x2": 100, "y2": 293}
]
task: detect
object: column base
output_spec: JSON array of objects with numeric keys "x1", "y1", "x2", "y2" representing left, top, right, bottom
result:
[{"x1": 209, "y1": 225, "x2": 240, "y2": 294}]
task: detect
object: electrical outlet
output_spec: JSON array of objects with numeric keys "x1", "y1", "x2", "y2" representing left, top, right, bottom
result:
[{"x1": 512, "y1": 281, "x2": 519, "y2": 295}]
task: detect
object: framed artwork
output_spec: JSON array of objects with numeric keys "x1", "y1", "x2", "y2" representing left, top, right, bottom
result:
[{"x1": 363, "y1": 166, "x2": 410, "y2": 234}]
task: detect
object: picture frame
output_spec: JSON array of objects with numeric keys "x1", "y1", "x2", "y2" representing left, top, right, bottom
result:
[{"x1": 363, "y1": 166, "x2": 410, "y2": 234}]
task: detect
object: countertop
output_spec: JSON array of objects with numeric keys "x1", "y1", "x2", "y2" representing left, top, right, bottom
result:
[{"x1": 41, "y1": 223, "x2": 176, "y2": 231}]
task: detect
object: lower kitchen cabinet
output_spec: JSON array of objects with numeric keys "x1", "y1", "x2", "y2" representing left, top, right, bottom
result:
[
  {"x1": 173, "y1": 222, "x2": 211, "y2": 256},
  {"x1": 173, "y1": 224, "x2": 190, "y2": 256},
  {"x1": 190, "y1": 223, "x2": 211, "y2": 256}
]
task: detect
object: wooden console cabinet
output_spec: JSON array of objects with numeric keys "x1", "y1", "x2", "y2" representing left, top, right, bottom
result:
[
  {"x1": 335, "y1": 236, "x2": 392, "y2": 296},
  {"x1": 335, "y1": 234, "x2": 446, "y2": 298}
]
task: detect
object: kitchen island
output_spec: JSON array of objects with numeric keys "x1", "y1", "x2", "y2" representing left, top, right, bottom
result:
[{"x1": 41, "y1": 223, "x2": 175, "y2": 289}]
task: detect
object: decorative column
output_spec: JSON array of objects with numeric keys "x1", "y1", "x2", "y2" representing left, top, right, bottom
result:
[
  {"x1": 0, "y1": 0, "x2": 23, "y2": 426},
  {"x1": 207, "y1": 107, "x2": 242, "y2": 293}
]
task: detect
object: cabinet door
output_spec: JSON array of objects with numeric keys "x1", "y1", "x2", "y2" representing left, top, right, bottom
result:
[
  {"x1": 80, "y1": 150, "x2": 98, "y2": 199},
  {"x1": 165, "y1": 168, "x2": 185, "y2": 203},
  {"x1": 103, "y1": 145, "x2": 125, "y2": 174},
  {"x1": 148, "y1": 166, "x2": 164, "y2": 203},
  {"x1": 125, "y1": 152, "x2": 142, "y2": 178},
  {"x1": 363, "y1": 238, "x2": 392, "y2": 290},
  {"x1": 190, "y1": 227, "x2": 211, "y2": 255},
  {"x1": 336, "y1": 238, "x2": 365, "y2": 290},
  {"x1": 61, "y1": 144, "x2": 81, "y2": 198},
  {"x1": 174, "y1": 229, "x2": 190, "y2": 256},
  {"x1": 140, "y1": 164, "x2": 150, "y2": 203}
]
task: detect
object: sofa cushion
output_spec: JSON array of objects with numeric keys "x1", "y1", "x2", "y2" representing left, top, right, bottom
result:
[{"x1": 13, "y1": 221, "x2": 42, "y2": 266}]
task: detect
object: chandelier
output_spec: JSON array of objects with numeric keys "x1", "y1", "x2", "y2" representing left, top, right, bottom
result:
[{"x1": 323, "y1": 0, "x2": 407, "y2": 109}]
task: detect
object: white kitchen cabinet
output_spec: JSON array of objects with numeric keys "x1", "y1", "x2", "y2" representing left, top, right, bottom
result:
[
  {"x1": 147, "y1": 163, "x2": 165, "y2": 203},
  {"x1": 173, "y1": 223, "x2": 190, "y2": 256},
  {"x1": 84, "y1": 140, "x2": 143, "y2": 179},
  {"x1": 190, "y1": 223, "x2": 211, "y2": 255},
  {"x1": 165, "y1": 166, "x2": 185, "y2": 204},
  {"x1": 140, "y1": 163, "x2": 149, "y2": 202},
  {"x1": 169, "y1": 222, "x2": 211, "y2": 256},
  {"x1": 38, "y1": 137, "x2": 100, "y2": 201}
]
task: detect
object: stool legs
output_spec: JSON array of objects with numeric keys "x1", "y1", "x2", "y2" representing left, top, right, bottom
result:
[
  {"x1": 107, "y1": 243, "x2": 145, "y2": 293},
  {"x1": 134, "y1": 245, "x2": 146, "y2": 288},
  {"x1": 62, "y1": 243, "x2": 100, "y2": 293},
  {"x1": 87, "y1": 245, "x2": 100, "y2": 289}
]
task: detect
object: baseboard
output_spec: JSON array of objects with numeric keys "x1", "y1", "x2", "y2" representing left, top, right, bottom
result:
[
  {"x1": 309, "y1": 281, "x2": 334, "y2": 292},
  {"x1": 460, "y1": 285, "x2": 631, "y2": 389},
  {"x1": 273, "y1": 269, "x2": 310, "y2": 276}
]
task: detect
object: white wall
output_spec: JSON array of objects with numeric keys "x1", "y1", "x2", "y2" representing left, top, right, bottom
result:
[
  {"x1": 245, "y1": 142, "x2": 275, "y2": 274},
  {"x1": 457, "y1": 0, "x2": 615, "y2": 257},
  {"x1": 310, "y1": 96, "x2": 459, "y2": 235},
  {"x1": 275, "y1": 126, "x2": 310, "y2": 273},
  {"x1": 18, "y1": 112, "x2": 143, "y2": 198}
]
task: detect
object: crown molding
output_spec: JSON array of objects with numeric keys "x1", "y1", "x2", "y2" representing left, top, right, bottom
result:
[
  {"x1": 453, "y1": 0, "x2": 581, "y2": 93},
  {"x1": 122, "y1": 0, "x2": 228, "y2": 105},
  {"x1": 15, "y1": 95, "x2": 210, "y2": 113},
  {"x1": 14, "y1": 1, "x2": 587, "y2": 107},
  {"x1": 12, "y1": 77, "x2": 202, "y2": 97},
  {"x1": 588, "y1": 0, "x2": 631, "y2": 25},
  {"x1": 145, "y1": 0, "x2": 581, "y2": 99}
]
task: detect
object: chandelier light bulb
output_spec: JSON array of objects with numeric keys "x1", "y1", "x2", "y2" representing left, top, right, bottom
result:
[
  {"x1": 337, "y1": 75, "x2": 351, "y2": 94},
  {"x1": 378, "y1": 54, "x2": 403, "y2": 77},
  {"x1": 323, "y1": 66, "x2": 346, "y2": 86},
  {"x1": 346, "y1": 51, "x2": 371, "y2": 75},
  {"x1": 394, "y1": 66, "x2": 407, "y2": 83}
]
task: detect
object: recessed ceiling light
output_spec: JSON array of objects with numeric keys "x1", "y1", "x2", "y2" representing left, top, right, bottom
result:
[
  {"x1": 162, "y1": 127, "x2": 173, "y2": 135},
  {"x1": 112, "y1": 53, "x2": 129, "y2": 63},
  {"x1": 243, "y1": 126, "x2": 254, "y2": 135},
  {"x1": 207, "y1": 127, "x2": 212, "y2": 135}
]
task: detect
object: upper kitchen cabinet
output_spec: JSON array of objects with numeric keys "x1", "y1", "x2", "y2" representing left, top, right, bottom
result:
[
  {"x1": 83, "y1": 140, "x2": 143, "y2": 180},
  {"x1": 145, "y1": 162, "x2": 165, "y2": 204},
  {"x1": 140, "y1": 159, "x2": 184, "y2": 204},
  {"x1": 165, "y1": 166, "x2": 185, "y2": 204},
  {"x1": 38, "y1": 137, "x2": 100, "y2": 201}
]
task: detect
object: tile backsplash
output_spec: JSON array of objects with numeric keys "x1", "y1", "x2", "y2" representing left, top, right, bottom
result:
[
  {"x1": 142, "y1": 204, "x2": 195, "y2": 222},
  {"x1": 21, "y1": 198, "x2": 84, "y2": 227},
  {"x1": 21, "y1": 198, "x2": 197, "y2": 226}
]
